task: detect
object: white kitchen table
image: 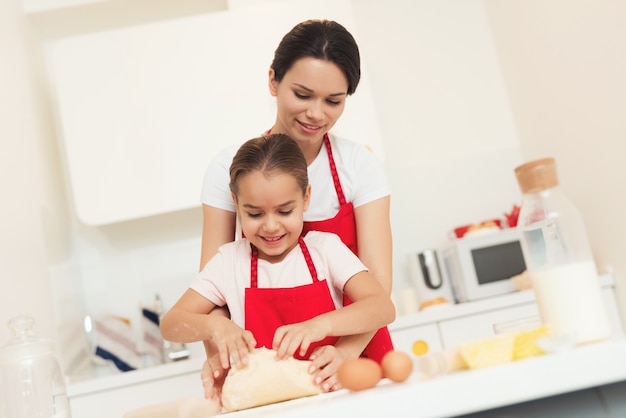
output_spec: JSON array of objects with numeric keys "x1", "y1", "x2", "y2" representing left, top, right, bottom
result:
[{"x1": 223, "y1": 338, "x2": 626, "y2": 418}]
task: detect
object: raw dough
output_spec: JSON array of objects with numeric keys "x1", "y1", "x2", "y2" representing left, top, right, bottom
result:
[{"x1": 221, "y1": 347, "x2": 323, "y2": 411}]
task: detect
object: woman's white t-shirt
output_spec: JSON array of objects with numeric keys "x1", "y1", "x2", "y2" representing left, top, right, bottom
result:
[
  {"x1": 201, "y1": 133, "x2": 390, "y2": 221},
  {"x1": 189, "y1": 231, "x2": 368, "y2": 328}
]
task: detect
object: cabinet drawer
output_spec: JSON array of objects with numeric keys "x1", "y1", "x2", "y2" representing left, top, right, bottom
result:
[
  {"x1": 70, "y1": 370, "x2": 202, "y2": 418},
  {"x1": 390, "y1": 323, "x2": 442, "y2": 358},
  {"x1": 439, "y1": 302, "x2": 540, "y2": 349}
]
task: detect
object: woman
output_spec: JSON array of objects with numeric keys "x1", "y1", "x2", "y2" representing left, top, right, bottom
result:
[{"x1": 199, "y1": 19, "x2": 393, "y2": 398}]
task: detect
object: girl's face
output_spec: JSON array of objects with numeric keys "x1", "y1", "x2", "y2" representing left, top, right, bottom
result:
[
  {"x1": 233, "y1": 170, "x2": 310, "y2": 263},
  {"x1": 269, "y1": 57, "x2": 348, "y2": 148}
]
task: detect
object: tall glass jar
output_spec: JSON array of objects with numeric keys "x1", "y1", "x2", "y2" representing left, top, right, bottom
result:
[
  {"x1": 514, "y1": 157, "x2": 610, "y2": 345},
  {"x1": 0, "y1": 316, "x2": 71, "y2": 418}
]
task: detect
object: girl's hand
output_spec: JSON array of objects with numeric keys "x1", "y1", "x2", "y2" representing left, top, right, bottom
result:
[
  {"x1": 207, "y1": 315, "x2": 257, "y2": 371},
  {"x1": 272, "y1": 318, "x2": 330, "y2": 360},
  {"x1": 308, "y1": 345, "x2": 347, "y2": 392}
]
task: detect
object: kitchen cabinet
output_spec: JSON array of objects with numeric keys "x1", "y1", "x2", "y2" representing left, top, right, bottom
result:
[
  {"x1": 68, "y1": 357, "x2": 205, "y2": 417},
  {"x1": 390, "y1": 323, "x2": 442, "y2": 358},
  {"x1": 42, "y1": 0, "x2": 383, "y2": 226},
  {"x1": 389, "y1": 274, "x2": 623, "y2": 355}
]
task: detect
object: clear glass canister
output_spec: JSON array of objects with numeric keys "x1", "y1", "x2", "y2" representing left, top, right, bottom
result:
[
  {"x1": 0, "y1": 316, "x2": 71, "y2": 418},
  {"x1": 514, "y1": 157, "x2": 611, "y2": 345}
]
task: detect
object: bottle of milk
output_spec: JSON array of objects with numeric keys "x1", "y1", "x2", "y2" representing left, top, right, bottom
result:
[{"x1": 514, "y1": 157, "x2": 611, "y2": 345}]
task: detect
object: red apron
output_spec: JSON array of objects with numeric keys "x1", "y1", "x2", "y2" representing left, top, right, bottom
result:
[
  {"x1": 301, "y1": 134, "x2": 394, "y2": 364},
  {"x1": 244, "y1": 236, "x2": 339, "y2": 360}
]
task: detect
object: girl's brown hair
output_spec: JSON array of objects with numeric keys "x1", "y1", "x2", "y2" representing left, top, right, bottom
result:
[{"x1": 229, "y1": 134, "x2": 309, "y2": 196}]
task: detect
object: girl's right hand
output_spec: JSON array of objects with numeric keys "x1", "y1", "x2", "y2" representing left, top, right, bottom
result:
[{"x1": 206, "y1": 315, "x2": 257, "y2": 371}]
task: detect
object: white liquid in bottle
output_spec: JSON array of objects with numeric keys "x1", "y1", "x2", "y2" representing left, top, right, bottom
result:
[{"x1": 531, "y1": 261, "x2": 611, "y2": 344}]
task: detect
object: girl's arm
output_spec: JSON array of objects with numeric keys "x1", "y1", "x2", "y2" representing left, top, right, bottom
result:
[
  {"x1": 160, "y1": 288, "x2": 256, "y2": 369},
  {"x1": 160, "y1": 289, "x2": 218, "y2": 343},
  {"x1": 273, "y1": 270, "x2": 395, "y2": 359},
  {"x1": 198, "y1": 204, "x2": 240, "y2": 398}
]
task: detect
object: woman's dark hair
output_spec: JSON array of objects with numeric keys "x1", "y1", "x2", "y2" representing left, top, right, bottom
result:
[
  {"x1": 229, "y1": 134, "x2": 309, "y2": 196},
  {"x1": 271, "y1": 19, "x2": 361, "y2": 95}
]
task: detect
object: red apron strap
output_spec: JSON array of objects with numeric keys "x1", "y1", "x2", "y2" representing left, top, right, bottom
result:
[
  {"x1": 250, "y1": 245, "x2": 259, "y2": 288},
  {"x1": 297, "y1": 236, "x2": 319, "y2": 282},
  {"x1": 323, "y1": 134, "x2": 347, "y2": 206},
  {"x1": 249, "y1": 237, "x2": 319, "y2": 287}
]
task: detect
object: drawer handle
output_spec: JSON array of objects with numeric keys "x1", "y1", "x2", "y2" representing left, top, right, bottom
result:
[{"x1": 412, "y1": 340, "x2": 429, "y2": 356}]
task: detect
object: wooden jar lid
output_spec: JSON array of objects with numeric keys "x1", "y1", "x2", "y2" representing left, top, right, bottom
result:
[{"x1": 514, "y1": 157, "x2": 558, "y2": 194}]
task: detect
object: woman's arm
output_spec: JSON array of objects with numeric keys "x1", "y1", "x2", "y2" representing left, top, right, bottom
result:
[
  {"x1": 326, "y1": 196, "x2": 393, "y2": 358},
  {"x1": 200, "y1": 204, "x2": 237, "y2": 270},
  {"x1": 355, "y1": 196, "x2": 393, "y2": 295}
]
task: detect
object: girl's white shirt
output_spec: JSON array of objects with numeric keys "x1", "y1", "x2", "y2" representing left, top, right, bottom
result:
[
  {"x1": 201, "y1": 133, "x2": 390, "y2": 221},
  {"x1": 189, "y1": 231, "x2": 368, "y2": 328}
]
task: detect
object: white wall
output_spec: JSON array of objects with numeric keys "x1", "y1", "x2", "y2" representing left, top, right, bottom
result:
[
  {"x1": 351, "y1": 0, "x2": 524, "y2": 294},
  {"x1": 0, "y1": 0, "x2": 58, "y2": 343},
  {"x1": 483, "y1": 0, "x2": 626, "y2": 323}
]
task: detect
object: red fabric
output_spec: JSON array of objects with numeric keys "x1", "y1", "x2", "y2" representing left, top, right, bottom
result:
[
  {"x1": 244, "y1": 237, "x2": 339, "y2": 360},
  {"x1": 301, "y1": 135, "x2": 394, "y2": 364}
]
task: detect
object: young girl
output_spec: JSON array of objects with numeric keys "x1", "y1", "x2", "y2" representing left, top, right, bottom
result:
[{"x1": 161, "y1": 134, "x2": 395, "y2": 391}]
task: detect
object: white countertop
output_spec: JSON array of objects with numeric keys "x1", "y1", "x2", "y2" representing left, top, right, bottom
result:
[{"x1": 223, "y1": 338, "x2": 626, "y2": 418}]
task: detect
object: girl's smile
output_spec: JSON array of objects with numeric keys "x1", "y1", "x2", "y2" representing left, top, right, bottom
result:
[{"x1": 234, "y1": 170, "x2": 310, "y2": 263}]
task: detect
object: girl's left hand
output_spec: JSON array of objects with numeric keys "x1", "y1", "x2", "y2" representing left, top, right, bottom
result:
[{"x1": 272, "y1": 318, "x2": 329, "y2": 359}]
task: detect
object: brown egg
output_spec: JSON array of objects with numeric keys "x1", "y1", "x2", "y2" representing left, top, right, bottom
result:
[
  {"x1": 381, "y1": 350, "x2": 414, "y2": 382},
  {"x1": 337, "y1": 358, "x2": 382, "y2": 391}
]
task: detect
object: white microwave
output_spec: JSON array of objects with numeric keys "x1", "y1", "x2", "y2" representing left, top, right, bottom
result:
[{"x1": 438, "y1": 228, "x2": 526, "y2": 303}]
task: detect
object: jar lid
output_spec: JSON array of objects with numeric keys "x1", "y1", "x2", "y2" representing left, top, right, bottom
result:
[
  {"x1": 0, "y1": 315, "x2": 54, "y2": 365},
  {"x1": 514, "y1": 157, "x2": 559, "y2": 194}
]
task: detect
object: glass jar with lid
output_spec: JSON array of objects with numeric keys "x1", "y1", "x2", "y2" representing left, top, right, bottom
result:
[
  {"x1": 0, "y1": 315, "x2": 71, "y2": 417},
  {"x1": 514, "y1": 157, "x2": 611, "y2": 345}
]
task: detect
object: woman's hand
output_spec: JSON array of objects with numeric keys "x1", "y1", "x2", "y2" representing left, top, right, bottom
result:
[
  {"x1": 307, "y1": 345, "x2": 348, "y2": 392},
  {"x1": 200, "y1": 344, "x2": 226, "y2": 401}
]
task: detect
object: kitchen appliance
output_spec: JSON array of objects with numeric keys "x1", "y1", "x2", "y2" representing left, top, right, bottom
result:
[
  {"x1": 408, "y1": 249, "x2": 454, "y2": 309},
  {"x1": 439, "y1": 228, "x2": 526, "y2": 303}
]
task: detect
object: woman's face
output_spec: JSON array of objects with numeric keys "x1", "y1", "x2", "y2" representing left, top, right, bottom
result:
[
  {"x1": 269, "y1": 57, "x2": 348, "y2": 147},
  {"x1": 233, "y1": 170, "x2": 310, "y2": 263}
]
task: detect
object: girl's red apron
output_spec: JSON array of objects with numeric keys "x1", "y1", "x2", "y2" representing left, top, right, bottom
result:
[
  {"x1": 244, "y1": 236, "x2": 339, "y2": 360},
  {"x1": 301, "y1": 134, "x2": 394, "y2": 364}
]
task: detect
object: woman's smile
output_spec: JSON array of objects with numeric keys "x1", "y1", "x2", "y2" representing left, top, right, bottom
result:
[{"x1": 297, "y1": 120, "x2": 324, "y2": 134}]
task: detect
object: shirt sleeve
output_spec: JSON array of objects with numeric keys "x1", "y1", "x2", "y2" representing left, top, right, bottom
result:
[
  {"x1": 333, "y1": 135, "x2": 391, "y2": 209},
  {"x1": 200, "y1": 144, "x2": 239, "y2": 212},
  {"x1": 308, "y1": 231, "x2": 368, "y2": 291},
  {"x1": 189, "y1": 251, "x2": 228, "y2": 307}
]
